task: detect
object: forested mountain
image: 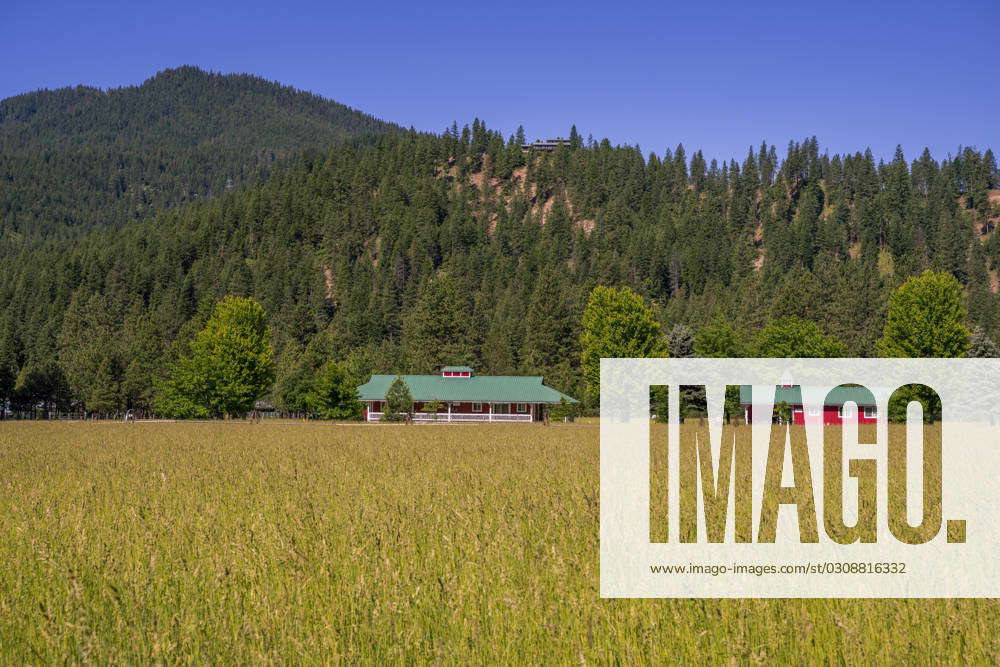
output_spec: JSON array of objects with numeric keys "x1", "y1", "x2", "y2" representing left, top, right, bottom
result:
[
  {"x1": 0, "y1": 109, "x2": 998, "y2": 414},
  {"x1": 0, "y1": 66, "x2": 400, "y2": 241}
]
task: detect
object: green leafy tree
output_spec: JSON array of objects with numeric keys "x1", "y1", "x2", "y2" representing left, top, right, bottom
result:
[
  {"x1": 695, "y1": 320, "x2": 749, "y2": 358},
  {"x1": 422, "y1": 398, "x2": 444, "y2": 420},
  {"x1": 580, "y1": 286, "x2": 667, "y2": 403},
  {"x1": 158, "y1": 296, "x2": 275, "y2": 418},
  {"x1": 305, "y1": 361, "x2": 363, "y2": 420},
  {"x1": 382, "y1": 376, "x2": 413, "y2": 422},
  {"x1": 752, "y1": 317, "x2": 846, "y2": 358},
  {"x1": 888, "y1": 384, "x2": 941, "y2": 424},
  {"x1": 876, "y1": 271, "x2": 970, "y2": 357}
]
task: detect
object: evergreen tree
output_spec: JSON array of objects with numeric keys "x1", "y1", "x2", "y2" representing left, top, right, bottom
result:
[
  {"x1": 382, "y1": 375, "x2": 413, "y2": 422},
  {"x1": 402, "y1": 274, "x2": 477, "y2": 373},
  {"x1": 12, "y1": 361, "x2": 71, "y2": 414},
  {"x1": 666, "y1": 324, "x2": 695, "y2": 358},
  {"x1": 968, "y1": 326, "x2": 999, "y2": 358},
  {"x1": 522, "y1": 270, "x2": 578, "y2": 371},
  {"x1": 0, "y1": 361, "x2": 14, "y2": 418}
]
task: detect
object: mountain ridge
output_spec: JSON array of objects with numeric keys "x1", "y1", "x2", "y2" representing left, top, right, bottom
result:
[{"x1": 0, "y1": 66, "x2": 403, "y2": 241}]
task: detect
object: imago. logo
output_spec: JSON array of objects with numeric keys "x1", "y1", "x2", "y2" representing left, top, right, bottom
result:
[{"x1": 599, "y1": 359, "x2": 1000, "y2": 598}]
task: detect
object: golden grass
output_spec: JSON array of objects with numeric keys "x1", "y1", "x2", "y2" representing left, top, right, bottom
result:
[{"x1": 0, "y1": 422, "x2": 996, "y2": 663}]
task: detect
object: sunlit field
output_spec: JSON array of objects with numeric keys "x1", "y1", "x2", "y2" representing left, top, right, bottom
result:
[{"x1": 0, "y1": 422, "x2": 996, "y2": 663}]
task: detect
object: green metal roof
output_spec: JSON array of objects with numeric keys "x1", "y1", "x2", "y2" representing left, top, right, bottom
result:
[
  {"x1": 739, "y1": 385, "x2": 876, "y2": 405},
  {"x1": 441, "y1": 365, "x2": 474, "y2": 373},
  {"x1": 357, "y1": 374, "x2": 578, "y2": 403}
]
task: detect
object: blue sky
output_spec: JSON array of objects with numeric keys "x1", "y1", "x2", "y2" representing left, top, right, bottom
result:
[{"x1": 2, "y1": 0, "x2": 995, "y2": 163}]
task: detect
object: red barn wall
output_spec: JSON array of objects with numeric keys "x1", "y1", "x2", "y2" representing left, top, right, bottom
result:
[{"x1": 746, "y1": 405, "x2": 878, "y2": 425}]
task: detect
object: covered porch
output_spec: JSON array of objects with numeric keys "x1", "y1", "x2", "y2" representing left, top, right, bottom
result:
[{"x1": 366, "y1": 400, "x2": 541, "y2": 422}]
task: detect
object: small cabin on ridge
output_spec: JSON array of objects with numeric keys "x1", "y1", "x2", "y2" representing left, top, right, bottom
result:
[
  {"x1": 357, "y1": 366, "x2": 578, "y2": 422},
  {"x1": 520, "y1": 138, "x2": 572, "y2": 152}
]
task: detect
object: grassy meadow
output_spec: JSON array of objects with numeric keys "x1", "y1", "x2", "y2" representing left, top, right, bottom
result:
[{"x1": 0, "y1": 421, "x2": 997, "y2": 663}]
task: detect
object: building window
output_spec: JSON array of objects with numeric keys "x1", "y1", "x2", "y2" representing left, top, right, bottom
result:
[
  {"x1": 517, "y1": 403, "x2": 528, "y2": 413},
  {"x1": 472, "y1": 403, "x2": 482, "y2": 412},
  {"x1": 373, "y1": 401, "x2": 381, "y2": 412},
  {"x1": 863, "y1": 406, "x2": 877, "y2": 419},
  {"x1": 808, "y1": 407, "x2": 820, "y2": 417},
  {"x1": 838, "y1": 405, "x2": 854, "y2": 418}
]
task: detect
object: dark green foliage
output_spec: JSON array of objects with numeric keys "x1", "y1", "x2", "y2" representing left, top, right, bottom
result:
[
  {"x1": 12, "y1": 361, "x2": 71, "y2": 413},
  {"x1": 305, "y1": 361, "x2": 363, "y2": 420},
  {"x1": 382, "y1": 376, "x2": 413, "y2": 422},
  {"x1": 650, "y1": 386, "x2": 670, "y2": 423},
  {"x1": 403, "y1": 274, "x2": 479, "y2": 373},
  {"x1": 0, "y1": 79, "x2": 996, "y2": 416},
  {"x1": 888, "y1": 384, "x2": 942, "y2": 424},
  {"x1": 0, "y1": 66, "x2": 400, "y2": 241}
]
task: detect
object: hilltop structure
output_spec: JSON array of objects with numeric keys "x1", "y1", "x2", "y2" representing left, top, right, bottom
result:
[{"x1": 520, "y1": 138, "x2": 572, "y2": 152}]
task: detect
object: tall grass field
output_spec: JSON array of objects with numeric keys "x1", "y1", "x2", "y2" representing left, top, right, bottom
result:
[{"x1": 0, "y1": 422, "x2": 996, "y2": 662}]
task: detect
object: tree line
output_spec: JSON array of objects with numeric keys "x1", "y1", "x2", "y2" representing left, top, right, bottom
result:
[
  {"x1": 0, "y1": 116, "x2": 997, "y2": 416},
  {"x1": 581, "y1": 272, "x2": 984, "y2": 422}
]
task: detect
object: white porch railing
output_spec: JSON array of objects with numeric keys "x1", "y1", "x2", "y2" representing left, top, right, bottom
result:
[{"x1": 366, "y1": 412, "x2": 532, "y2": 423}]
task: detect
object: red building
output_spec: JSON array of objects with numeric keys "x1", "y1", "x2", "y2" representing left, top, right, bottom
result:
[
  {"x1": 356, "y1": 366, "x2": 578, "y2": 422},
  {"x1": 739, "y1": 385, "x2": 878, "y2": 425}
]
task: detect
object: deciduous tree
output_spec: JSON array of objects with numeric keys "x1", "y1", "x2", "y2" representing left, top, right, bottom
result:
[
  {"x1": 876, "y1": 271, "x2": 970, "y2": 358},
  {"x1": 158, "y1": 296, "x2": 275, "y2": 418},
  {"x1": 753, "y1": 317, "x2": 846, "y2": 358},
  {"x1": 580, "y1": 286, "x2": 667, "y2": 404},
  {"x1": 305, "y1": 361, "x2": 363, "y2": 420}
]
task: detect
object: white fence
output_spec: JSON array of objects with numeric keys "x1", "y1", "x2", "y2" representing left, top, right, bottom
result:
[{"x1": 367, "y1": 412, "x2": 532, "y2": 423}]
